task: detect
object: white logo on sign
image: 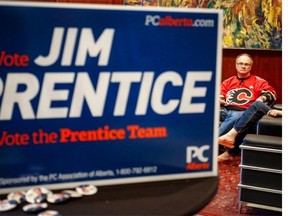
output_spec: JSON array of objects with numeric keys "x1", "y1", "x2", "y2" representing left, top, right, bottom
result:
[{"x1": 186, "y1": 145, "x2": 209, "y2": 163}]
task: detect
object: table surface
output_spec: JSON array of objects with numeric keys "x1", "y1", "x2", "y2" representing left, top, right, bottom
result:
[{"x1": 0, "y1": 176, "x2": 218, "y2": 215}]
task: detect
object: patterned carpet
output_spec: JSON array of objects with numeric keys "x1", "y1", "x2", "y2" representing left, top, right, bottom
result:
[{"x1": 196, "y1": 156, "x2": 282, "y2": 216}]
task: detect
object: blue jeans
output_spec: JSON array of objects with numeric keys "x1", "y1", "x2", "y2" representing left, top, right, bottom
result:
[
  {"x1": 219, "y1": 108, "x2": 244, "y2": 136},
  {"x1": 226, "y1": 101, "x2": 271, "y2": 155},
  {"x1": 234, "y1": 101, "x2": 271, "y2": 133}
]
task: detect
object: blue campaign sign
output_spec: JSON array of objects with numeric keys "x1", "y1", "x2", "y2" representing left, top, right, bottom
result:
[{"x1": 0, "y1": 1, "x2": 222, "y2": 193}]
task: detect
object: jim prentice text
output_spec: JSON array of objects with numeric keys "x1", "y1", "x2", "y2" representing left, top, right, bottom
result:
[{"x1": 0, "y1": 27, "x2": 213, "y2": 120}]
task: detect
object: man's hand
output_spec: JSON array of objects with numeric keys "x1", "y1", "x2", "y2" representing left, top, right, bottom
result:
[
  {"x1": 256, "y1": 95, "x2": 267, "y2": 102},
  {"x1": 220, "y1": 98, "x2": 227, "y2": 106}
]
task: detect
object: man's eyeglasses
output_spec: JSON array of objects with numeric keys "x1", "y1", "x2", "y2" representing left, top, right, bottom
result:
[{"x1": 237, "y1": 62, "x2": 251, "y2": 67}]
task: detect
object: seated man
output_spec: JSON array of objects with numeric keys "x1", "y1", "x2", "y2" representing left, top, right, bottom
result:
[
  {"x1": 219, "y1": 53, "x2": 276, "y2": 136},
  {"x1": 218, "y1": 53, "x2": 276, "y2": 161}
]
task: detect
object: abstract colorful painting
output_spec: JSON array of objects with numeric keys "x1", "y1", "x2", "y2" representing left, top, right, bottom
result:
[{"x1": 124, "y1": 0, "x2": 282, "y2": 50}]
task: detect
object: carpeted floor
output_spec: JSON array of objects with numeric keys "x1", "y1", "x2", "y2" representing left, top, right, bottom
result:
[{"x1": 196, "y1": 156, "x2": 282, "y2": 216}]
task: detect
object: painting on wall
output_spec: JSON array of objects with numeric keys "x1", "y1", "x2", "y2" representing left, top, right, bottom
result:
[{"x1": 124, "y1": 0, "x2": 282, "y2": 50}]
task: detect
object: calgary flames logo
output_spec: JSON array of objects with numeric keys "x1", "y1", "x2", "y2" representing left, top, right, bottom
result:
[{"x1": 226, "y1": 88, "x2": 252, "y2": 105}]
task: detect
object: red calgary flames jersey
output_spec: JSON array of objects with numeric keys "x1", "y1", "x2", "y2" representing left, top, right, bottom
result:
[{"x1": 220, "y1": 75, "x2": 276, "y2": 110}]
